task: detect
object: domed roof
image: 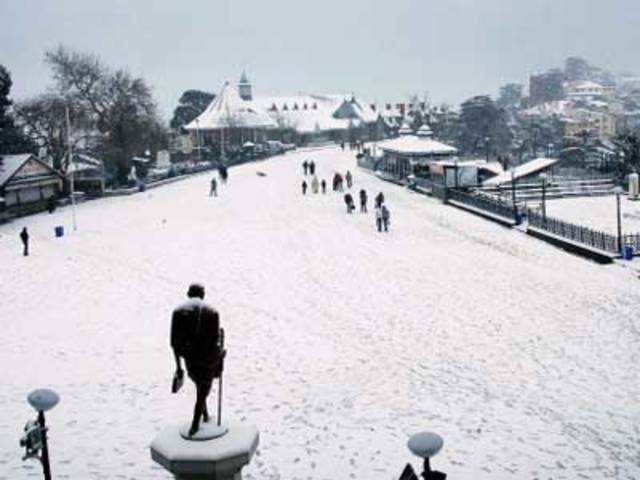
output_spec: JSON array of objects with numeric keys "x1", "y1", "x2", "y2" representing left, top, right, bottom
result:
[
  {"x1": 398, "y1": 122, "x2": 413, "y2": 135},
  {"x1": 416, "y1": 124, "x2": 434, "y2": 138}
]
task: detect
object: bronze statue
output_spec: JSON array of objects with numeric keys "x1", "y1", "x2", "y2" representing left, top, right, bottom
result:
[{"x1": 171, "y1": 284, "x2": 225, "y2": 436}]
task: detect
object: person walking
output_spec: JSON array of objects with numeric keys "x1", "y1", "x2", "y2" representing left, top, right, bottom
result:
[
  {"x1": 375, "y1": 206, "x2": 383, "y2": 232},
  {"x1": 309, "y1": 161, "x2": 316, "y2": 176},
  {"x1": 218, "y1": 164, "x2": 228, "y2": 185},
  {"x1": 344, "y1": 193, "x2": 355, "y2": 214},
  {"x1": 209, "y1": 177, "x2": 218, "y2": 197},
  {"x1": 375, "y1": 191, "x2": 385, "y2": 208},
  {"x1": 359, "y1": 189, "x2": 368, "y2": 213},
  {"x1": 311, "y1": 175, "x2": 319, "y2": 194},
  {"x1": 302, "y1": 180, "x2": 308, "y2": 195},
  {"x1": 336, "y1": 173, "x2": 344, "y2": 192},
  {"x1": 303, "y1": 160, "x2": 309, "y2": 176},
  {"x1": 340, "y1": 141, "x2": 345, "y2": 151},
  {"x1": 345, "y1": 170, "x2": 353, "y2": 189},
  {"x1": 321, "y1": 179, "x2": 327, "y2": 194},
  {"x1": 20, "y1": 227, "x2": 29, "y2": 256},
  {"x1": 381, "y1": 204, "x2": 390, "y2": 232}
]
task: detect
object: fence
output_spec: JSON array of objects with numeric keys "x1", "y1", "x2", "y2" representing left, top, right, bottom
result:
[
  {"x1": 448, "y1": 189, "x2": 517, "y2": 220},
  {"x1": 527, "y1": 209, "x2": 619, "y2": 254}
]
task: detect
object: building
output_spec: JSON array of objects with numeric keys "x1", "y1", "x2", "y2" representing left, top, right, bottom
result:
[
  {"x1": 376, "y1": 124, "x2": 458, "y2": 180},
  {"x1": 67, "y1": 153, "x2": 106, "y2": 196},
  {"x1": 0, "y1": 153, "x2": 63, "y2": 218},
  {"x1": 186, "y1": 73, "x2": 381, "y2": 150},
  {"x1": 565, "y1": 81, "x2": 615, "y2": 101}
]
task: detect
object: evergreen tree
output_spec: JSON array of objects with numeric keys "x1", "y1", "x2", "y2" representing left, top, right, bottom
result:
[{"x1": 0, "y1": 65, "x2": 35, "y2": 154}]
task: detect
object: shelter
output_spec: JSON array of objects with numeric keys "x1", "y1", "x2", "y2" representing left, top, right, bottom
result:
[
  {"x1": 376, "y1": 124, "x2": 458, "y2": 179},
  {"x1": 483, "y1": 158, "x2": 559, "y2": 187},
  {"x1": 68, "y1": 153, "x2": 105, "y2": 196},
  {"x1": 0, "y1": 153, "x2": 63, "y2": 217}
]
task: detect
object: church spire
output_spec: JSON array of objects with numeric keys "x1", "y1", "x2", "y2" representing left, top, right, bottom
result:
[{"x1": 238, "y1": 70, "x2": 252, "y2": 101}]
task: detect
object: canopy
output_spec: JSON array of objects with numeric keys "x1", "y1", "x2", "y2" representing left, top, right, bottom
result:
[{"x1": 377, "y1": 135, "x2": 458, "y2": 156}]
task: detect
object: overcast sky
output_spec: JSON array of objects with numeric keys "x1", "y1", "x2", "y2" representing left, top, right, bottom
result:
[{"x1": 2, "y1": 0, "x2": 639, "y2": 120}]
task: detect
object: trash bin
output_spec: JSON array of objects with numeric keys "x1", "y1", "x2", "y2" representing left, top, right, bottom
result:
[
  {"x1": 54, "y1": 226, "x2": 64, "y2": 238},
  {"x1": 623, "y1": 245, "x2": 634, "y2": 260},
  {"x1": 514, "y1": 212, "x2": 523, "y2": 225},
  {"x1": 138, "y1": 182, "x2": 146, "y2": 192}
]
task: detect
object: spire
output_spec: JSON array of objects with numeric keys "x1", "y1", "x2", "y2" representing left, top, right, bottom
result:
[{"x1": 238, "y1": 70, "x2": 252, "y2": 101}]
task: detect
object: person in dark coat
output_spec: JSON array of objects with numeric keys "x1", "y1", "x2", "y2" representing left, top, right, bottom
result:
[
  {"x1": 375, "y1": 191, "x2": 385, "y2": 208},
  {"x1": 336, "y1": 173, "x2": 344, "y2": 192},
  {"x1": 20, "y1": 227, "x2": 29, "y2": 256},
  {"x1": 218, "y1": 165, "x2": 228, "y2": 184},
  {"x1": 381, "y1": 205, "x2": 390, "y2": 232},
  {"x1": 375, "y1": 206, "x2": 383, "y2": 232},
  {"x1": 302, "y1": 180, "x2": 308, "y2": 195},
  {"x1": 359, "y1": 189, "x2": 368, "y2": 213},
  {"x1": 345, "y1": 170, "x2": 353, "y2": 189},
  {"x1": 210, "y1": 177, "x2": 218, "y2": 197},
  {"x1": 344, "y1": 193, "x2": 355, "y2": 213},
  {"x1": 171, "y1": 284, "x2": 223, "y2": 436},
  {"x1": 309, "y1": 161, "x2": 316, "y2": 175},
  {"x1": 303, "y1": 161, "x2": 309, "y2": 176},
  {"x1": 321, "y1": 179, "x2": 327, "y2": 194},
  {"x1": 340, "y1": 141, "x2": 345, "y2": 151}
]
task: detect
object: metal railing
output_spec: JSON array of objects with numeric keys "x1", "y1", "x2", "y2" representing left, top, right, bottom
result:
[
  {"x1": 447, "y1": 189, "x2": 517, "y2": 220},
  {"x1": 527, "y1": 209, "x2": 619, "y2": 254}
]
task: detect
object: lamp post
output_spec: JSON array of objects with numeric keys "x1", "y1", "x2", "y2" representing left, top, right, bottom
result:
[
  {"x1": 21, "y1": 389, "x2": 60, "y2": 480},
  {"x1": 540, "y1": 172, "x2": 548, "y2": 223},
  {"x1": 511, "y1": 169, "x2": 517, "y2": 222},
  {"x1": 484, "y1": 136, "x2": 490, "y2": 162},
  {"x1": 615, "y1": 186, "x2": 623, "y2": 253},
  {"x1": 65, "y1": 106, "x2": 77, "y2": 232},
  {"x1": 548, "y1": 143, "x2": 554, "y2": 158},
  {"x1": 454, "y1": 159, "x2": 459, "y2": 189},
  {"x1": 195, "y1": 118, "x2": 202, "y2": 163}
]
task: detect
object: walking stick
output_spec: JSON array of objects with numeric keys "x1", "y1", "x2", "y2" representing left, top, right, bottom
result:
[{"x1": 217, "y1": 328, "x2": 225, "y2": 426}]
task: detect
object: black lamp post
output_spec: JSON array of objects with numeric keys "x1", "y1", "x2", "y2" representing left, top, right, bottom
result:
[
  {"x1": 484, "y1": 136, "x2": 490, "y2": 162},
  {"x1": 540, "y1": 173, "x2": 547, "y2": 223},
  {"x1": 511, "y1": 169, "x2": 518, "y2": 222},
  {"x1": 21, "y1": 389, "x2": 60, "y2": 480},
  {"x1": 615, "y1": 186, "x2": 623, "y2": 253}
]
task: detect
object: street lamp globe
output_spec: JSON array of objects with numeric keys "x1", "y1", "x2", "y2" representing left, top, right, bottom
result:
[{"x1": 614, "y1": 186, "x2": 624, "y2": 195}]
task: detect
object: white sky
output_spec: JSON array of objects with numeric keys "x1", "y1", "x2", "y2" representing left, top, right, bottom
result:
[{"x1": 1, "y1": 0, "x2": 639, "y2": 120}]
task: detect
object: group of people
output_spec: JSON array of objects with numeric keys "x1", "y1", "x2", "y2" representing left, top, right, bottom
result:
[
  {"x1": 209, "y1": 164, "x2": 229, "y2": 197},
  {"x1": 340, "y1": 140, "x2": 365, "y2": 153},
  {"x1": 300, "y1": 160, "x2": 391, "y2": 232}
]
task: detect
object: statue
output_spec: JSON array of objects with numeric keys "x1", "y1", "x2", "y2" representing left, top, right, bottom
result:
[{"x1": 171, "y1": 283, "x2": 225, "y2": 437}]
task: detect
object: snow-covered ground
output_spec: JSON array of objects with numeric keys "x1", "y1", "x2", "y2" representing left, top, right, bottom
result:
[
  {"x1": 1, "y1": 147, "x2": 640, "y2": 480},
  {"x1": 547, "y1": 195, "x2": 640, "y2": 235}
]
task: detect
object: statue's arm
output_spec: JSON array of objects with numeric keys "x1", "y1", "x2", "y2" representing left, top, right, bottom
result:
[{"x1": 170, "y1": 312, "x2": 183, "y2": 372}]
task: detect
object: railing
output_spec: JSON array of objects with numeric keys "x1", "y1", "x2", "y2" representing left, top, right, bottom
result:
[
  {"x1": 448, "y1": 189, "x2": 517, "y2": 220},
  {"x1": 527, "y1": 209, "x2": 619, "y2": 254}
]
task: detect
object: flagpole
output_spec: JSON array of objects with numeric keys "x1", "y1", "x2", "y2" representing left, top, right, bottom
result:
[{"x1": 66, "y1": 105, "x2": 77, "y2": 231}]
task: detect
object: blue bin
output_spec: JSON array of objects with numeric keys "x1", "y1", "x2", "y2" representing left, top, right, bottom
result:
[
  {"x1": 623, "y1": 245, "x2": 634, "y2": 260},
  {"x1": 54, "y1": 226, "x2": 64, "y2": 238}
]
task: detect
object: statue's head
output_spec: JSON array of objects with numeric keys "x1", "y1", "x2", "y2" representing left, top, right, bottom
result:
[{"x1": 187, "y1": 283, "x2": 205, "y2": 299}]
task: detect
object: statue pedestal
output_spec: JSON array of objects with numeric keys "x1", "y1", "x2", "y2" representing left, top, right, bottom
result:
[{"x1": 151, "y1": 422, "x2": 259, "y2": 480}]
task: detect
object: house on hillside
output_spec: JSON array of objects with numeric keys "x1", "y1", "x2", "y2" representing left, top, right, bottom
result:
[{"x1": 0, "y1": 153, "x2": 63, "y2": 219}]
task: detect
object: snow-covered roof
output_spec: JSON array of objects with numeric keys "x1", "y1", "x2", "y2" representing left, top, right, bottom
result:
[
  {"x1": 416, "y1": 124, "x2": 434, "y2": 137},
  {"x1": 398, "y1": 122, "x2": 413, "y2": 135},
  {"x1": 68, "y1": 154, "x2": 103, "y2": 174},
  {"x1": 186, "y1": 82, "x2": 276, "y2": 131},
  {"x1": 377, "y1": 135, "x2": 458, "y2": 156},
  {"x1": 483, "y1": 157, "x2": 558, "y2": 186},
  {"x1": 0, "y1": 153, "x2": 35, "y2": 186}
]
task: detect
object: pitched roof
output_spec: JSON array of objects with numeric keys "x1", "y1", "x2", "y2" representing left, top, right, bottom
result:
[
  {"x1": 0, "y1": 153, "x2": 34, "y2": 187},
  {"x1": 377, "y1": 135, "x2": 458, "y2": 156},
  {"x1": 483, "y1": 157, "x2": 558, "y2": 186},
  {"x1": 185, "y1": 82, "x2": 276, "y2": 130}
]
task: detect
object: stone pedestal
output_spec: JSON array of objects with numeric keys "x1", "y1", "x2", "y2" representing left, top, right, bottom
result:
[{"x1": 151, "y1": 422, "x2": 259, "y2": 480}]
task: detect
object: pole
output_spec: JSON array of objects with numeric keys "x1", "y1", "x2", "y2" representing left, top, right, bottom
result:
[
  {"x1": 511, "y1": 170, "x2": 517, "y2": 222},
  {"x1": 38, "y1": 411, "x2": 52, "y2": 480},
  {"x1": 617, "y1": 193, "x2": 622, "y2": 253},
  {"x1": 542, "y1": 178, "x2": 547, "y2": 223},
  {"x1": 66, "y1": 106, "x2": 77, "y2": 232},
  {"x1": 196, "y1": 119, "x2": 202, "y2": 163}
]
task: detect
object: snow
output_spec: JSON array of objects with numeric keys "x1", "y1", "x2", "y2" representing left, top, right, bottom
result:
[
  {"x1": 377, "y1": 135, "x2": 458, "y2": 156},
  {"x1": 1, "y1": 147, "x2": 640, "y2": 479},
  {"x1": 185, "y1": 82, "x2": 276, "y2": 131},
  {"x1": 483, "y1": 158, "x2": 558, "y2": 186},
  {"x1": 0, "y1": 154, "x2": 33, "y2": 186},
  {"x1": 547, "y1": 195, "x2": 640, "y2": 235}
]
